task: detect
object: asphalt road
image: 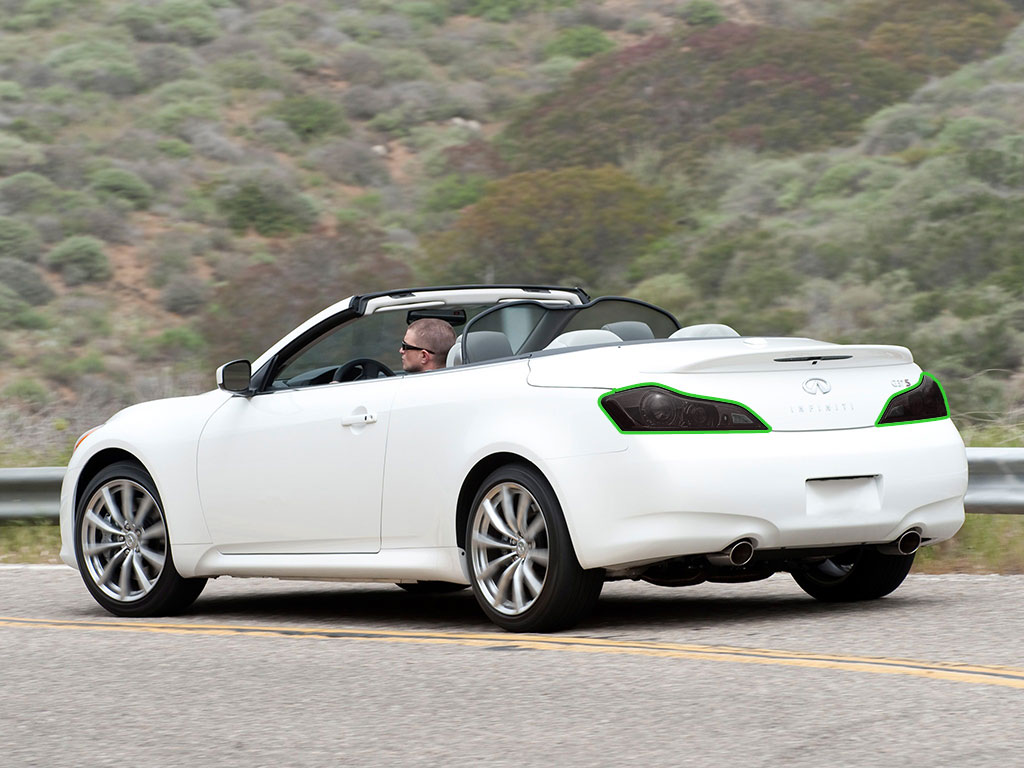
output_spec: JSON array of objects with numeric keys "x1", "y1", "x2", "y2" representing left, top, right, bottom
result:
[{"x1": 1, "y1": 566, "x2": 1022, "y2": 767}]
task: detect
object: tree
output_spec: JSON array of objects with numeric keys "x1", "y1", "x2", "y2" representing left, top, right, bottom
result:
[{"x1": 425, "y1": 166, "x2": 672, "y2": 286}]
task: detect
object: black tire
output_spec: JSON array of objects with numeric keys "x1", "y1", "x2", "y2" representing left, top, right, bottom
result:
[
  {"x1": 74, "y1": 461, "x2": 206, "y2": 617},
  {"x1": 396, "y1": 581, "x2": 469, "y2": 594},
  {"x1": 466, "y1": 464, "x2": 603, "y2": 632},
  {"x1": 791, "y1": 547, "x2": 915, "y2": 602}
]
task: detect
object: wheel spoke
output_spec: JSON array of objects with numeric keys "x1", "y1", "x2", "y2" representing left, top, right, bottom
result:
[
  {"x1": 85, "y1": 509, "x2": 122, "y2": 537},
  {"x1": 500, "y1": 485, "x2": 518, "y2": 535},
  {"x1": 522, "y1": 561, "x2": 544, "y2": 598},
  {"x1": 515, "y1": 493, "x2": 530, "y2": 538},
  {"x1": 139, "y1": 521, "x2": 165, "y2": 542},
  {"x1": 477, "y1": 552, "x2": 515, "y2": 581},
  {"x1": 98, "y1": 549, "x2": 129, "y2": 587},
  {"x1": 139, "y1": 546, "x2": 165, "y2": 570},
  {"x1": 84, "y1": 540, "x2": 123, "y2": 557},
  {"x1": 525, "y1": 515, "x2": 545, "y2": 541},
  {"x1": 482, "y1": 498, "x2": 516, "y2": 540},
  {"x1": 529, "y1": 548, "x2": 549, "y2": 566},
  {"x1": 512, "y1": 560, "x2": 526, "y2": 612},
  {"x1": 131, "y1": 552, "x2": 153, "y2": 593},
  {"x1": 472, "y1": 531, "x2": 515, "y2": 551},
  {"x1": 101, "y1": 487, "x2": 126, "y2": 528},
  {"x1": 134, "y1": 496, "x2": 153, "y2": 527},
  {"x1": 118, "y1": 552, "x2": 132, "y2": 597},
  {"x1": 121, "y1": 482, "x2": 135, "y2": 526},
  {"x1": 491, "y1": 559, "x2": 518, "y2": 608}
]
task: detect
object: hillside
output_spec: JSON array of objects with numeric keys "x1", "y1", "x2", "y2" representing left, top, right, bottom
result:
[{"x1": 1, "y1": 0, "x2": 1022, "y2": 465}]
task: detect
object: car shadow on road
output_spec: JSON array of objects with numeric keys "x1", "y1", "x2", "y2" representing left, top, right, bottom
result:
[{"x1": 181, "y1": 577, "x2": 940, "y2": 633}]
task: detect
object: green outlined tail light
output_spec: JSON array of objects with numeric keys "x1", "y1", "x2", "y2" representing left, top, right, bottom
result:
[
  {"x1": 876, "y1": 373, "x2": 949, "y2": 426},
  {"x1": 599, "y1": 384, "x2": 771, "y2": 434}
]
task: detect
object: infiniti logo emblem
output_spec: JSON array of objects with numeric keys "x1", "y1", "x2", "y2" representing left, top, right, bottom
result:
[{"x1": 803, "y1": 378, "x2": 831, "y2": 395}]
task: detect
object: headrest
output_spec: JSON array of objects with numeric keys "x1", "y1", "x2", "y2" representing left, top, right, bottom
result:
[
  {"x1": 669, "y1": 324, "x2": 740, "y2": 339},
  {"x1": 464, "y1": 330, "x2": 513, "y2": 363},
  {"x1": 446, "y1": 335, "x2": 463, "y2": 367},
  {"x1": 544, "y1": 329, "x2": 622, "y2": 349},
  {"x1": 602, "y1": 321, "x2": 655, "y2": 341}
]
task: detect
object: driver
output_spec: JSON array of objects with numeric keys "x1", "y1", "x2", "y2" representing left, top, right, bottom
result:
[{"x1": 400, "y1": 318, "x2": 456, "y2": 373}]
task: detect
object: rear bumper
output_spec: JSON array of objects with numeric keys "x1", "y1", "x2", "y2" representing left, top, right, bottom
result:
[{"x1": 546, "y1": 420, "x2": 967, "y2": 570}]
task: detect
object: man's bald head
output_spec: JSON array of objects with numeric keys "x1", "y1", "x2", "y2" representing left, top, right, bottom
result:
[{"x1": 401, "y1": 318, "x2": 456, "y2": 372}]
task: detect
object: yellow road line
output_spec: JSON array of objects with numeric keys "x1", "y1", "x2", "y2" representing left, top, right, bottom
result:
[{"x1": 2, "y1": 615, "x2": 1023, "y2": 689}]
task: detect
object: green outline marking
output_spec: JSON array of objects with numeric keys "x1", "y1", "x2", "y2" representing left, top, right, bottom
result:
[
  {"x1": 875, "y1": 371, "x2": 950, "y2": 427},
  {"x1": 598, "y1": 382, "x2": 772, "y2": 435}
]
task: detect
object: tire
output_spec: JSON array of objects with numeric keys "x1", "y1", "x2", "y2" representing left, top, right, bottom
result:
[
  {"x1": 396, "y1": 581, "x2": 469, "y2": 594},
  {"x1": 74, "y1": 461, "x2": 207, "y2": 617},
  {"x1": 791, "y1": 547, "x2": 915, "y2": 602},
  {"x1": 466, "y1": 464, "x2": 603, "y2": 632}
]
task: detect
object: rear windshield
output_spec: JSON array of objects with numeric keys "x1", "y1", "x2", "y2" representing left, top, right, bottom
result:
[{"x1": 460, "y1": 297, "x2": 680, "y2": 363}]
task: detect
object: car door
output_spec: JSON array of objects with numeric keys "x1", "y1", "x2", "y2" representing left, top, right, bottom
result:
[
  {"x1": 196, "y1": 308, "x2": 410, "y2": 554},
  {"x1": 197, "y1": 377, "x2": 397, "y2": 553}
]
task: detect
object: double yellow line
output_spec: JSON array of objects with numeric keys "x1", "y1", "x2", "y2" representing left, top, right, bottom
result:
[{"x1": 3, "y1": 615, "x2": 1023, "y2": 689}]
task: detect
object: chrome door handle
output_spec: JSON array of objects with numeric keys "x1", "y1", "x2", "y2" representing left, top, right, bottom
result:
[{"x1": 342, "y1": 412, "x2": 377, "y2": 427}]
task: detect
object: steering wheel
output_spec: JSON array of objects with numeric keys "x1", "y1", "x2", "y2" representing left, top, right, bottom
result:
[{"x1": 332, "y1": 358, "x2": 395, "y2": 383}]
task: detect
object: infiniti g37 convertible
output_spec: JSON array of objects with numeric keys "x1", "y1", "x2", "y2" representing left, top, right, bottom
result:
[{"x1": 60, "y1": 285, "x2": 968, "y2": 631}]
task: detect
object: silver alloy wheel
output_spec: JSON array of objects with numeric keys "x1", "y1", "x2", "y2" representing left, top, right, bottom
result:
[
  {"x1": 469, "y1": 481, "x2": 549, "y2": 616},
  {"x1": 80, "y1": 479, "x2": 167, "y2": 603}
]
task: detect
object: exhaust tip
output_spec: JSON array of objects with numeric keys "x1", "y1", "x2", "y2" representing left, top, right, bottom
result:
[
  {"x1": 897, "y1": 530, "x2": 922, "y2": 556},
  {"x1": 707, "y1": 539, "x2": 756, "y2": 567}
]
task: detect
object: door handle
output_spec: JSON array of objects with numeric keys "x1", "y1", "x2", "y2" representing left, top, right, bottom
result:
[{"x1": 342, "y1": 412, "x2": 377, "y2": 427}]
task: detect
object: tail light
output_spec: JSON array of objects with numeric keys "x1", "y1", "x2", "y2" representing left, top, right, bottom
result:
[
  {"x1": 876, "y1": 373, "x2": 949, "y2": 426},
  {"x1": 599, "y1": 385, "x2": 770, "y2": 433}
]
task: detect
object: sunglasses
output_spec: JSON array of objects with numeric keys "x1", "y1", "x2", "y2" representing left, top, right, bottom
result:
[{"x1": 400, "y1": 340, "x2": 434, "y2": 354}]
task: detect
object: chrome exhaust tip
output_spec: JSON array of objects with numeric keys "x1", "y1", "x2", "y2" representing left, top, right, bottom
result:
[
  {"x1": 879, "y1": 530, "x2": 922, "y2": 556},
  {"x1": 707, "y1": 539, "x2": 756, "y2": 567}
]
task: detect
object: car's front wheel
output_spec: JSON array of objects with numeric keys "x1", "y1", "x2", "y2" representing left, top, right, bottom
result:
[
  {"x1": 466, "y1": 464, "x2": 602, "y2": 632},
  {"x1": 791, "y1": 547, "x2": 915, "y2": 602},
  {"x1": 74, "y1": 461, "x2": 206, "y2": 617}
]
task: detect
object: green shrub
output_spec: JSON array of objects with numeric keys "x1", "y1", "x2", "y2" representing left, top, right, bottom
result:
[
  {"x1": 269, "y1": 96, "x2": 348, "y2": 141},
  {"x1": 0, "y1": 135, "x2": 44, "y2": 175},
  {"x1": 88, "y1": 168, "x2": 155, "y2": 210},
  {"x1": 141, "y1": 325, "x2": 206, "y2": 361},
  {"x1": 0, "y1": 173, "x2": 61, "y2": 214},
  {"x1": 463, "y1": 0, "x2": 571, "y2": 22},
  {"x1": 682, "y1": 0, "x2": 726, "y2": 26},
  {"x1": 0, "y1": 259, "x2": 54, "y2": 305},
  {"x1": 545, "y1": 26, "x2": 614, "y2": 59},
  {"x1": 215, "y1": 172, "x2": 319, "y2": 236},
  {"x1": 253, "y1": 3, "x2": 321, "y2": 38},
  {"x1": 161, "y1": 275, "x2": 209, "y2": 315},
  {"x1": 116, "y1": 0, "x2": 219, "y2": 46},
  {"x1": 45, "y1": 41, "x2": 142, "y2": 95},
  {"x1": 156, "y1": 138, "x2": 194, "y2": 158},
  {"x1": 0, "y1": 81, "x2": 24, "y2": 101},
  {"x1": 0, "y1": 218, "x2": 43, "y2": 262},
  {"x1": 2, "y1": 377, "x2": 50, "y2": 411},
  {"x1": 278, "y1": 48, "x2": 321, "y2": 74},
  {"x1": 0, "y1": 283, "x2": 28, "y2": 329},
  {"x1": 398, "y1": 1, "x2": 448, "y2": 26},
  {"x1": 44, "y1": 236, "x2": 112, "y2": 285},
  {"x1": 152, "y1": 101, "x2": 220, "y2": 135},
  {"x1": 422, "y1": 174, "x2": 487, "y2": 212},
  {"x1": 211, "y1": 55, "x2": 288, "y2": 90}
]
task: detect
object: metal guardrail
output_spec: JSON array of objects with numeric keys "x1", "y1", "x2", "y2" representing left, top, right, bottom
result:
[
  {"x1": 1, "y1": 448, "x2": 1023, "y2": 521},
  {"x1": 0, "y1": 467, "x2": 66, "y2": 521}
]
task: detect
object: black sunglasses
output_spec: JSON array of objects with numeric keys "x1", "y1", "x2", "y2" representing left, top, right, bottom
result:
[{"x1": 400, "y1": 340, "x2": 434, "y2": 354}]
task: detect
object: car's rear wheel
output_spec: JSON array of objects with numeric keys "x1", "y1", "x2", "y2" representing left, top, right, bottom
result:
[
  {"x1": 791, "y1": 547, "x2": 915, "y2": 602},
  {"x1": 74, "y1": 461, "x2": 206, "y2": 617},
  {"x1": 466, "y1": 464, "x2": 602, "y2": 632}
]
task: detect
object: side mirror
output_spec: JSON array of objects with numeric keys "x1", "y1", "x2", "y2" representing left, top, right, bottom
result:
[{"x1": 217, "y1": 359, "x2": 252, "y2": 395}]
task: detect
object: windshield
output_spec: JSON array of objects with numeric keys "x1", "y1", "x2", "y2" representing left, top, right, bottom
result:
[{"x1": 460, "y1": 297, "x2": 680, "y2": 364}]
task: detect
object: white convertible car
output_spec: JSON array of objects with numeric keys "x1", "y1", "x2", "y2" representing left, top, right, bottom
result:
[{"x1": 60, "y1": 285, "x2": 967, "y2": 631}]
